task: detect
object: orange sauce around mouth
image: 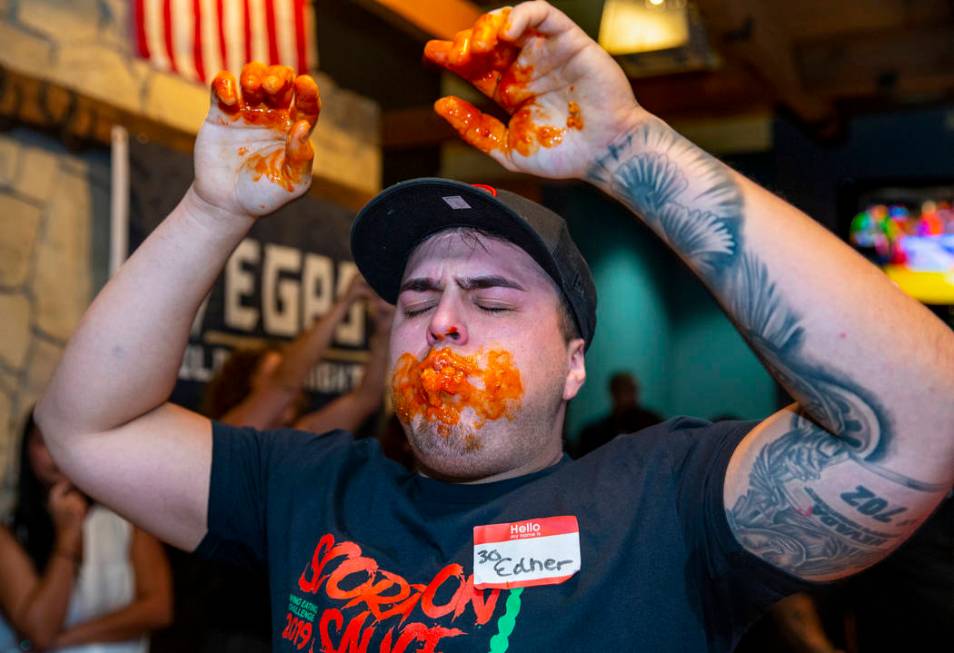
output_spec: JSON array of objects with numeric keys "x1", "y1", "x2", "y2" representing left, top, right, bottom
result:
[{"x1": 391, "y1": 348, "x2": 523, "y2": 436}]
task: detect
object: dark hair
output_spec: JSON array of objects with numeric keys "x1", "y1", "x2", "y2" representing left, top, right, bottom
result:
[
  {"x1": 557, "y1": 299, "x2": 580, "y2": 344},
  {"x1": 201, "y1": 345, "x2": 280, "y2": 419},
  {"x1": 11, "y1": 408, "x2": 56, "y2": 570},
  {"x1": 609, "y1": 372, "x2": 637, "y2": 394}
]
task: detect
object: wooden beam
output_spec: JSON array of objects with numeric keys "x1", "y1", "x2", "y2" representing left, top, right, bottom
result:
[
  {"x1": 796, "y1": 24, "x2": 954, "y2": 100},
  {"x1": 0, "y1": 65, "x2": 375, "y2": 211},
  {"x1": 355, "y1": 0, "x2": 482, "y2": 41},
  {"x1": 695, "y1": 0, "x2": 833, "y2": 123},
  {"x1": 382, "y1": 104, "x2": 456, "y2": 149},
  {"x1": 632, "y1": 68, "x2": 772, "y2": 119}
]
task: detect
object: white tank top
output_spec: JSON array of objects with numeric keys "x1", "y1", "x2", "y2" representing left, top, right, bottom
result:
[{"x1": 56, "y1": 505, "x2": 148, "y2": 653}]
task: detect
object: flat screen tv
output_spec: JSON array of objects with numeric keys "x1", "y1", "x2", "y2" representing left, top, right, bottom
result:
[{"x1": 842, "y1": 181, "x2": 954, "y2": 306}]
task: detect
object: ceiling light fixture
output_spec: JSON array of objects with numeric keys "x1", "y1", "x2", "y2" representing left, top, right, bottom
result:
[{"x1": 598, "y1": 0, "x2": 690, "y2": 55}]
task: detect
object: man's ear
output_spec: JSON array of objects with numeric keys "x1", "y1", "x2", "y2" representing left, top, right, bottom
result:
[{"x1": 563, "y1": 338, "x2": 586, "y2": 401}]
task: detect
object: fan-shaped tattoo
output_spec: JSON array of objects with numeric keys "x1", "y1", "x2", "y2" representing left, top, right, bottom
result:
[
  {"x1": 611, "y1": 152, "x2": 688, "y2": 216},
  {"x1": 658, "y1": 205, "x2": 739, "y2": 272}
]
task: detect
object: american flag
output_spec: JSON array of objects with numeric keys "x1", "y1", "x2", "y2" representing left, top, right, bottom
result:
[{"x1": 132, "y1": 0, "x2": 316, "y2": 83}]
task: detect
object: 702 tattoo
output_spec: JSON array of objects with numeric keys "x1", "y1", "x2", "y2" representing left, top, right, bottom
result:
[{"x1": 840, "y1": 485, "x2": 907, "y2": 524}]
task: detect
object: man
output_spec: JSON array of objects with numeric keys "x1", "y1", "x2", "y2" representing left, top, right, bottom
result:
[
  {"x1": 575, "y1": 371, "x2": 663, "y2": 457},
  {"x1": 36, "y1": 2, "x2": 953, "y2": 651}
]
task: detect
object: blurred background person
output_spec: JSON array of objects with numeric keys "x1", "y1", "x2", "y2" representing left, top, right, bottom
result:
[
  {"x1": 203, "y1": 274, "x2": 392, "y2": 434},
  {"x1": 0, "y1": 411, "x2": 171, "y2": 652},
  {"x1": 736, "y1": 591, "x2": 847, "y2": 653},
  {"x1": 573, "y1": 371, "x2": 663, "y2": 457}
]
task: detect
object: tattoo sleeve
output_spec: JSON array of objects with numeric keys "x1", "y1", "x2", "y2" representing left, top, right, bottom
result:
[{"x1": 588, "y1": 118, "x2": 948, "y2": 578}]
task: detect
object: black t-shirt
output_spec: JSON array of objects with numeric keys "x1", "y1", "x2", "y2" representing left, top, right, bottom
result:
[{"x1": 196, "y1": 417, "x2": 809, "y2": 652}]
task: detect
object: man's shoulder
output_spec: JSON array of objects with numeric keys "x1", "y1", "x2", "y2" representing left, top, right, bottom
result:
[{"x1": 582, "y1": 416, "x2": 757, "y2": 465}]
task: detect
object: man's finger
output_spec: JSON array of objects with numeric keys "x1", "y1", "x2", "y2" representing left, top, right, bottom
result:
[
  {"x1": 434, "y1": 96, "x2": 508, "y2": 155},
  {"x1": 262, "y1": 65, "x2": 296, "y2": 109},
  {"x1": 425, "y1": 31, "x2": 518, "y2": 108},
  {"x1": 211, "y1": 71, "x2": 241, "y2": 114},
  {"x1": 240, "y1": 61, "x2": 268, "y2": 108},
  {"x1": 284, "y1": 119, "x2": 315, "y2": 179},
  {"x1": 291, "y1": 74, "x2": 321, "y2": 127},
  {"x1": 502, "y1": 0, "x2": 574, "y2": 40},
  {"x1": 423, "y1": 38, "x2": 453, "y2": 67},
  {"x1": 472, "y1": 9, "x2": 510, "y2": 54},
  {"x1": 449, "y1": 29, "x2": 474, "y2": 66}
]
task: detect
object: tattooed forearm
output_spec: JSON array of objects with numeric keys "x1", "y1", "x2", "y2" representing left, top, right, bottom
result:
[
  {"x1": 587, "y1": 119, "x2": 947, "y2": 574},
  {"x1": 587, "y1": 119, "x2": 938, "y2": 483}
]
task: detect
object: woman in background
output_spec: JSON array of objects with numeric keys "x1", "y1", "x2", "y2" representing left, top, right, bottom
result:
[{"x1": 0, "y1": 411, "x2": 172, "y2": 652}]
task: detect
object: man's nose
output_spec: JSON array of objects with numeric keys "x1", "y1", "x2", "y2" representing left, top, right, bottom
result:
[{"x1": 426, "y1": 297, "x2": 468, "y2": 347}]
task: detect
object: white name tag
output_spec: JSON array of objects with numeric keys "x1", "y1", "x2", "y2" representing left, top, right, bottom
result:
[{"x1": 473, "y1": 516, "x2": 581, "y2": 590}]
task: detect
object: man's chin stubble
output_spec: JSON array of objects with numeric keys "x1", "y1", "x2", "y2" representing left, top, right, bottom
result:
[{"x1": 409, "y1": 419, "x2": 485, "y2": 457}]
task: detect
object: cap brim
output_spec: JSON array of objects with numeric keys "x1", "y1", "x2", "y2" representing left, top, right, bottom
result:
[{"x1": 351, "y1": 178, "x2": 563, "y2": 304}]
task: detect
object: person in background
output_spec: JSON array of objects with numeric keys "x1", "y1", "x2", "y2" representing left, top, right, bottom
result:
[
  {"x1": 735, "y1": 591, "x2": 847, "y2": 653},
  {"x1": 203, "y1": 273, "x2": 393, "y2": 434},
  {"x1": 0, "y1": 411, "x2": 171, "y2": 652},
  {"x1": 574, "y1": 371, "x2": 662, "y2": 457}
]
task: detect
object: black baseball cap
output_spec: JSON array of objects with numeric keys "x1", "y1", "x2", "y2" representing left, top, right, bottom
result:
[{"x1": 350, "y1": 178, "x2": 597, "y2": 349}]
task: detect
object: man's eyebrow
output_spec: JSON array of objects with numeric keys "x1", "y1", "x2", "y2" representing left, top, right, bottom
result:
[
  {"x1": 399, "y1": 277, "x2": 442, "y2": 293},
  {"x1": 457, "y1": 275, "x2": 525, "y2": 291}
]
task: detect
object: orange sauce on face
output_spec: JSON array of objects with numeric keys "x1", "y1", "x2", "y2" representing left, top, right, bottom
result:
[
  {"x1": 391, "y1": 348, "x2": 523, "y2": 436},
  {"x1": 567, "y1": 101, "x2": 584, "y2": 130}
]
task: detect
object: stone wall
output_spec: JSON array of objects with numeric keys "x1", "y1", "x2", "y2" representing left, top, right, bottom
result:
[
  {"x1": 0, "y1": 128, "x2": 109, "y2": 516},
  {"x1": 0, "y1": 0, "x2": 381, "y2": 198},
  {"x1": 0, "y1": 1, "x2": 382, "y2": 516}
]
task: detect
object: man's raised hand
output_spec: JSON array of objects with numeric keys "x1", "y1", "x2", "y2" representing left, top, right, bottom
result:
[
  {"x1": 425, "y1": 0, "x2": 644, "y2": 179},
  {"x1": 194, "y1": 62, "x2": 320, "y2": 218}
]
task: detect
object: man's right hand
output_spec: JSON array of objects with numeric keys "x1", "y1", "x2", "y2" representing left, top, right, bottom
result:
[{"x1": 194, "y1": 62, "x2": 321, "y2": 218}]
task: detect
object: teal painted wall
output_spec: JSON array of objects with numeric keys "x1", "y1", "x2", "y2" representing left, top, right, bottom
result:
[
  {"x1": 667, "y1": 264, "x2": 779, "y2": 421},
  {"x1": 546, "y1": 184, "x2": 780, "y2": 444},
  {"x1": 546, "y1": 186, "x2": 673, "y2": 439}
]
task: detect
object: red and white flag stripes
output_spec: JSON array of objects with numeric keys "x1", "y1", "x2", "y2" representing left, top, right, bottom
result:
[{"x1": 133, "y1": 0, "x2": 316, "y2": 83}]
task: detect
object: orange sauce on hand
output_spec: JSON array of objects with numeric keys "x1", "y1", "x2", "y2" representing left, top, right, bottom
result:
[
  {"x1": 434, "y1": 97, "x2": 508, "y2": 154},
  {"x1": 246, "y1": 149, "x2": 293, "y2": 192},
  {"x1": 211, "y1": 64, "x2": 318, "y2": 192},
  {"x1": 391, "y1": 348, "x2": 523, "y2": 437},
  {"x1": 509, "y1": 106, "x2": 564, "y2": 157},
  {"x1": 567, "y1": 101, "x2": 584, "y2": 130},
  {"x1": 424, "y1": 8, "x2": 573, "y2": 158}
]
